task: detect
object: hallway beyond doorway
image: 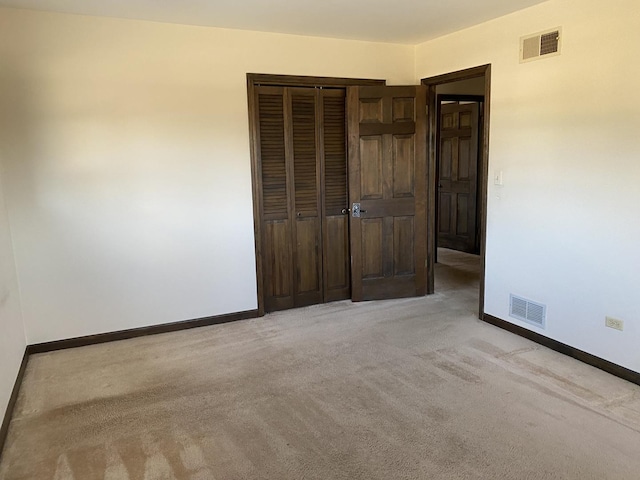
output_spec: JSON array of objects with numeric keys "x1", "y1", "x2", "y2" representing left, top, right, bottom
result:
[{"x1": 435, "y1": 247, "x2": 480, "y2": 296}]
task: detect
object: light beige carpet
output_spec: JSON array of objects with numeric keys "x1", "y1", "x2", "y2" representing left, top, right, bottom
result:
[{"x1": 1, "y1": 249, "x2": 639, "y2": 479}]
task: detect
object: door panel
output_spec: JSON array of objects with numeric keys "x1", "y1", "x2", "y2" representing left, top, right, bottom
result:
[
  {"x1": 291, "y1": 92, "x2": 319, "y2": 217},
  {"x1": 320, "y1": 89, "x2": 351, "y2": 302},
  {"x1": 360, "y1": 137, "x2": 383, "y2": 199},
  {"x1": 264, "y1": 220, "x2": 294, "y2": 311},
  {"x1": 258, "y1": 90, "x2": 288, "y2": 220},
  {"x1": 393, "y1": 135, "x2": 415, "y2": 197},
  {"x1": 392, "y1": 97, "x2": 415, "y2": 122},
  {"x1": 325, "y1": 217, "x2": 349, "y2": 286},
  {"x1": 256, "y1": 87, "x2": 321, "y2": 311},
  {"x1": 393, "y1": 216, "x2": 415, "y2": 275},
  {"x1": 437, "y1": 102, "x2": 479, "y2": 253},
  {"x1": 348, "y1": 85, "x2": 427, "y2": 301},
  {"x1": 359, "y1": 98, "x2": 383, "y2": 123},
  {"x1": 295, "y1": 217, "x2": 322, "y2": 296},
  {"x1": 256, "y1": 85, "x2": 351, "y2": 312},
  {"x1": 439, "y1": 193, "x2": 452, "y2": 234},
  {"x1": 456, "y1": 195, "x2": 469, "y2": 234},
  {"x1": 289, "y1": 88, "x2": 323, "y2": 307},
  {"x1": 361, "y1": 218, "x2": 384, "y2": 279},
  {"x1": 256, "y1": 87, "x2": 294, "y2": 312}
]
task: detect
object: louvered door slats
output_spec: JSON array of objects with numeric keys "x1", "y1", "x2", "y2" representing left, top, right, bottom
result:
[
  {"x1": 292, "y1": 94, "x2": 318, "y2": 216},
  {"x1": 258, "y1": 93, "x2": 288, "y2": 219},
  {"x1": 321, "y1": 89, "x2": 351, "y2": 302},
  {"x1": 323, "y1": 95, "x2": 347, "y2": 214}
]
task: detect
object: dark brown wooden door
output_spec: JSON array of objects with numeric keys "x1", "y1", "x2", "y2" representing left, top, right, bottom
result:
[
  {"x1": 320, "y1": 89, "x2": 351, "y2": 302},
  {"x1": 255, "y1": 86, "x2": 350, "y2": 312},
  {"x1": 437, "y1": 102, "x2": 479, "y2": 253},
  {"x1": 347, "y1": 86, "x2": 428, "y2": 301},
  {"x1": 289, "y1": 88, "x2": 324, "y2": 308}
]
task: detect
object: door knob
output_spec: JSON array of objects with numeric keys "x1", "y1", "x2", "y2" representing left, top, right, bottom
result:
[
  {"x1": 341, "y1": 208, "x2": 351, "y2": 215},
  {"x1": 351, "y1": 203, "x2": 366, "y2": 217}
]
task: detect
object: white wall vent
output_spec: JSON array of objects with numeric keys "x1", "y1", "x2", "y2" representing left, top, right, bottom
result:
[
  {"x1": 520, "y1": 28, "x2": 562, "y2": 63},
  {"x1": 510, "y1": 294, "x2": 546, "y2": 328}
]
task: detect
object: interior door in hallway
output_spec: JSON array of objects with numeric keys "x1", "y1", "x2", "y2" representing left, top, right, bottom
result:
[
  {"x1": 437, "y1": 102, "x2": 479, "y2": 254},
  {"x1": 347, "y1": 86, "x2": 428, "y2": 301}
]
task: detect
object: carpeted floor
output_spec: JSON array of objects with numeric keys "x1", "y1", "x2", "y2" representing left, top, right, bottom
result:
[{"x1": 1, "y1": 248, "x2": 639, "y2": 479}]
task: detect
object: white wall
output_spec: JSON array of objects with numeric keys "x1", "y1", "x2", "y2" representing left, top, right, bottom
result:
[
  {"x1": 0, "y1": 8, "x2": 415, "y2": 344},
  {"x1": 417, "y1": 0, "x2": 640, "y2": 372},
  {"x1": 0, "y1": 158, "x2": 26, "y2": 423}
]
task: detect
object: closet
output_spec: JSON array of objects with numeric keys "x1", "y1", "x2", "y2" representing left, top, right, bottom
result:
[
  {"x1": 254, "y1": 86, "x2": 350, "y2": 312},
  {"x1": 250, "y1": 75, "x2": 429, "y2": 315}
]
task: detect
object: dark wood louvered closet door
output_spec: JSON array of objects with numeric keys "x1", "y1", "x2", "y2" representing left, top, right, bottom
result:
[
  {"x1": 257, "y1": 87, "x2": 292, "y2": 312},
  {"x1": 320, "y1": 89, "x2": 350, "y2": 302},
  {"x1": 255, "y1": 86, "x2": 350, "y2": 312},
  {"x1": 290, "y1": 88, "x2": 323, "y2": 308}
]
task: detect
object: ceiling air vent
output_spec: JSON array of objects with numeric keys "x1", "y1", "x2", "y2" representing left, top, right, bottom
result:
[
  {"x1": 520, "y1": 27, "x2": 561, "y2": 63},
  {"x1": 510, "y1": 294, "x2": 546, "y2": 328}
]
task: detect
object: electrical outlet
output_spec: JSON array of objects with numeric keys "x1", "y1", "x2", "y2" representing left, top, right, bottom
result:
[{"x1": 605, "y1": 316, "x2": 624, "y2": 331}]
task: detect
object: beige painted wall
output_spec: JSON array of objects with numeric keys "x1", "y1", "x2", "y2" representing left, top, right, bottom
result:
[
  {"x1": 417, "y1": 0, "x2": 640, "y2": 372},
  {"x1": 0, "y1": 158, "x2": 26, "y2": 422},
  {"x1": 0, "y1": 8, "x2": 414, "y2": 344}
]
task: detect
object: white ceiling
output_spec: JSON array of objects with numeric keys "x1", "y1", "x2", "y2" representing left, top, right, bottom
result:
[{"x1": 0, "y1": 0, "x2": 549, "y2": 44}]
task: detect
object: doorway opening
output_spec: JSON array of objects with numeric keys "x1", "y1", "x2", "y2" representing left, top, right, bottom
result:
[{"x1": 422, "y1": 65, "x2": 490, "y2": 317}]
